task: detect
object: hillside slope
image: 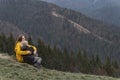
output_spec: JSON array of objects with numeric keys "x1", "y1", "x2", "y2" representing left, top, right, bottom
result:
[
  {"x1": 44, "y1": 0, "x2": 120, "y2": 26},
  {"x1": 0, "y1": 20, "x2": 27, "y2": 37},
  {"x1": 88, "y1": 6, "x2": 120, "y2": 26},
  {"x1": 0, "y1": 54, "x2": 119, "y2": 80}
]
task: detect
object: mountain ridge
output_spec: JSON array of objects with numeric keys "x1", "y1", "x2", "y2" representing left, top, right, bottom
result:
[
  {"x1": 44, "y1": 0, "x2": 120, "y2": 26},
  {"x1": 52, "y1": 11, "x2": 111, "y2": 44}
]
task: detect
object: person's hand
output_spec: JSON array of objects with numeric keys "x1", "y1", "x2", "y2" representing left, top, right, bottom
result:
[
  {"x1": 33, "y1": 50, "x2": 38, "y2": 56},
  {"x1": 34, "y1": 50, "x2": 37, "y2": 54},
  {"x1": 27, "y1": 51, "x2": 31, "y2": 54}
]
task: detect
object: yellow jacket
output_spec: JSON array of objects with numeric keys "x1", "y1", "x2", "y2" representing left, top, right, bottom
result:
[{"x1": 14, "y1": 42, "x2": 37, "y2": 62}]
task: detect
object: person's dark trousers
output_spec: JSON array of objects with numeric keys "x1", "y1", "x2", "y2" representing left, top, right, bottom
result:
[{"x1": 22, "y1": 54, "x2": 35, "y2": 65}]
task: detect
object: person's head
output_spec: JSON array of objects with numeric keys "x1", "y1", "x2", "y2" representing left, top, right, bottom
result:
[
  {"x1": 16, "y1": 35, "x2": 26, "y2": 42},
  {"x1": 21, "y1": 40, "x2": 28, "y2": 47}
]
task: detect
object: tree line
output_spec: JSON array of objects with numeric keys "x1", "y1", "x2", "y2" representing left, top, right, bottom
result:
[{"x1": 0, "y1": 33, "x2": 119, "y2": 77}]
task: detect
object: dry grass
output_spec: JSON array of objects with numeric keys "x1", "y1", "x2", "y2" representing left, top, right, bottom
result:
[
  {"x1": 0, "y1": 53, "x2": 119, "y2": 80},
  {"x1": 0, "y1": 54, "x2": 13, "y2": 60}
]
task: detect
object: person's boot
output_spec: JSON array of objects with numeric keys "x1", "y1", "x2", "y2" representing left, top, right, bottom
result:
[{"x1": 34, "y1": 62, "x2": 41, "y2": 68}]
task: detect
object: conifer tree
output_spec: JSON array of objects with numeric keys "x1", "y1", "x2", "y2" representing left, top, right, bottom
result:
[
  {"x1": 0, "y1": 34, "x2": 2, "y2": 52},
  {"x1": 95, "y1": 54, "x2": 101, "y2": 67},
  {"x1": 112, "y1": 60, "x2": 119, "y2": 69},
  {"x1": 1, "y1": 33, "x2": 7, "y2": 52},
  {"x1": 28, "y1": 35, "x2": 34, "y2": 45},
  {"x1": 105, "y1": 56, "x2": 113, "y2": 76},
  {"x1": 6, "y1": 33, "x2": 15, "y2": 55}
]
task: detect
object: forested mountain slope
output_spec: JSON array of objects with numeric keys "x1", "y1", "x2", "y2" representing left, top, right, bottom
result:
[{"x1": 0, "y1": 0, "x2": 120, "y2": 63}]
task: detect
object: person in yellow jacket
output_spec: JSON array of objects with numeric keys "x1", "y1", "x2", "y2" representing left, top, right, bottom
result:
[{"x1": 14, "y1": 35, "x2": 42, "y2": 67}]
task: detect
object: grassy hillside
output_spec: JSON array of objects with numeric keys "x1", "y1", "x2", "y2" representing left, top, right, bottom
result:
[{"x1": 0, "y1": 53, "x2": 119, "y2": 80}]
